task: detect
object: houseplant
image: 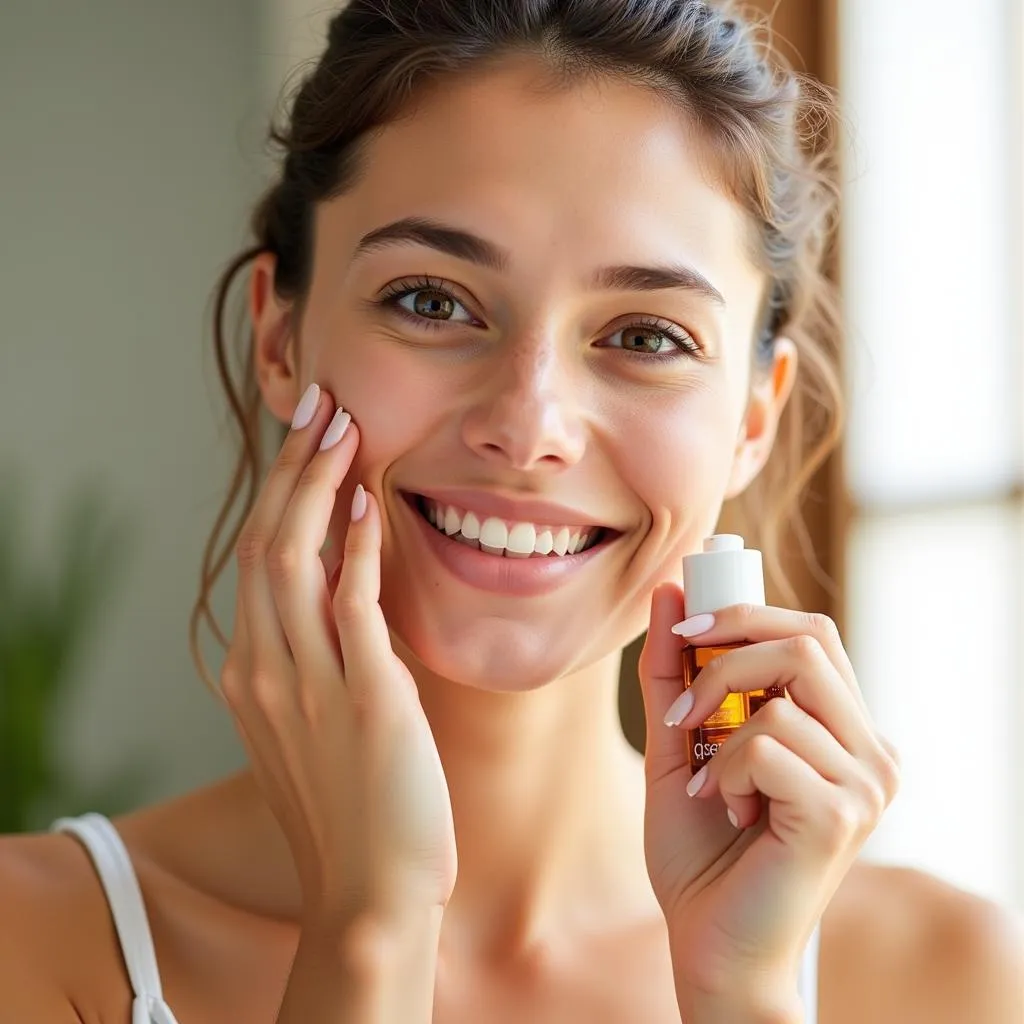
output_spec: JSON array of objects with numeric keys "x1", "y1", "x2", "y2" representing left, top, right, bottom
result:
[{"x1": 0, "y1": 469, "x2": 150, "y2": 833}]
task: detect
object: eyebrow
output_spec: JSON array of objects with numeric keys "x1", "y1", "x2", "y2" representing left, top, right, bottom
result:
[{"x1": 352, "y1": 217, "x2": 726, "y2": 306}]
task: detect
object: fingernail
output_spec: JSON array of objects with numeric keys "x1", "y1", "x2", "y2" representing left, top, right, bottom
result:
[
  {"x1": 351, "y1": 484, "x2": 367, "y2": 522},
  {"x1": 319, "y1": 408, "x2": 352, "y2": 450},
  {"x1": 671, "y1": 613, "x2": 716, "y2": 638},
  {"x1": 686, "y1": 765, "x2": 709, "y2": 798},
  {"x1": 663, "y1": 688, "x2": 695, "y2": 727},
  {"x1": 290, "y1": 383, "x2": 320, "y2": 430},
  {"x1": 727, "y1": 808, "x2": 741, "y2": 829}
]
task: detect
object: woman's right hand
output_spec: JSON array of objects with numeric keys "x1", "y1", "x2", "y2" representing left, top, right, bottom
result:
[{"x1": 219, "y1": 383, "x2": 457, "y2": 937}]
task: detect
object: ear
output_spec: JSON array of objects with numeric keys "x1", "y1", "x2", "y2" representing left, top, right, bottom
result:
[
  {"x1": 724, "y1": 337, "x2": 798, "y2": 500},
  {"x1": 250, "y1": 250, "x2": 302, "y2": 425}
]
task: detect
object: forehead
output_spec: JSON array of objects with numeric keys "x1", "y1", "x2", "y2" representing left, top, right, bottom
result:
[{"x1": 325, "y1": 56, "x2": 763, "y2": 306}]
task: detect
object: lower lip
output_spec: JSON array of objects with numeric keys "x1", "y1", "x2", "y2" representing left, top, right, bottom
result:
[{"x1": 405, "y1": 499, "x2": 614, "y2": 597}]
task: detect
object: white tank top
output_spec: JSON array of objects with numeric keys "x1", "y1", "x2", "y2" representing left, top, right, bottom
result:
[{"x1": 51, "y1": 812, "x2": 821, "y2": 1023}]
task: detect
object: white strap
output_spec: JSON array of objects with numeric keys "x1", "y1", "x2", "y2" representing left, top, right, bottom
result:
[
  {"x1": 51, "y1": 813, "x2": 181, "y2": 1024},
  {"x1": 799, "y1": 922, "x2": 821, "y2": 1024}
]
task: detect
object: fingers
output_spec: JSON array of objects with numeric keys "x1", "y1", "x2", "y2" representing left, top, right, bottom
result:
[
  {"x1": 672, "y1": 604, "x2": 861, "y2": 701},
  {"x1": 333, "y1": 485, "x2": 404, "y2": 711},
  {"x1": 671, "y1": 636, "x2": 878, "y2": 763},
  {"x1": 713, "y1": 734, "x2": 846, "y2": 856},
  {"x1": 637, "y1": 583, "x2": 688, "y2": 774},
  {"x1": 220, "y1": 584, "x2": 296, "y2": 790},
  {"x1": 270, "y1": 404, "x2": 358, "y2": 677},
  {"x1": 236, "y1": 382, "x2": 332, "y2": 667},
  {"x1": 688, "y1": 697, "x2": 890, "y2": 835}
]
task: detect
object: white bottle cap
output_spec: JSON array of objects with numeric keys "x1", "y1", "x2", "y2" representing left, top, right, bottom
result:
[{"x1": 682, "y1": 534, "x2": 765, "y2": 616}]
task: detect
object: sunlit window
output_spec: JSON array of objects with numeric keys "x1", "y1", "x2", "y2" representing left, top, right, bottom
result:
[{"x1": 839, "y1": 0, "x2": 1024, "y2": 909}]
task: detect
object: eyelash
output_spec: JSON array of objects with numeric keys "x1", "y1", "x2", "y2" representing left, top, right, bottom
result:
[{"x1": 376, "y1": 276, "x2": 702, "y2": 360}]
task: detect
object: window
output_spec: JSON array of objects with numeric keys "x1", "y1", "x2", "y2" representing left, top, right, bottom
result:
[{"x1": 839, "y1": 0, "x2": 1024, "y2": 909}]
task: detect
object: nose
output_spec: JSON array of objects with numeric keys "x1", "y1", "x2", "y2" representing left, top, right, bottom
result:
[{"x1": 461, "y1": 334, "x2": 586, "y2": 473}]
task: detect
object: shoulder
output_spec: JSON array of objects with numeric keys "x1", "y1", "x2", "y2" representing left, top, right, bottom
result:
[
  {"x1": 822, "y1": 861, "x2": 1023, "y2": 1024},
  {"x1": 0, "y1": 828, "x2": 131, "y2": 1021}
]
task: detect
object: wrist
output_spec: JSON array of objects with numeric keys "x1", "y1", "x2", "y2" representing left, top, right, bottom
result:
[
  {"x1": 671, "y1": 957, "x2": 802, "y2": 1024},
  {"x1": 298, "y1": 905, "x2": 444, "y2": 1023},
  {"x1": 675, "y1": 983, "x2": 803, "y2": 1024}
]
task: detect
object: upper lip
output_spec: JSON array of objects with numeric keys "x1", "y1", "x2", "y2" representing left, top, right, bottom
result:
[{"x1": 408, "y1": 487, "x2": 618, "y2": 531}]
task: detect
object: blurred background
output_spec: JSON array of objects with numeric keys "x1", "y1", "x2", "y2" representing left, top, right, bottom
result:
[{"x1": 1, "y1": 0, "x2": 1021, "y2": 917}]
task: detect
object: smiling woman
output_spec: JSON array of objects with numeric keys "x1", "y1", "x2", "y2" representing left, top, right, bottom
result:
[{"x1": 1, "y1": 2, "x2": 1021, "y2": 1024}]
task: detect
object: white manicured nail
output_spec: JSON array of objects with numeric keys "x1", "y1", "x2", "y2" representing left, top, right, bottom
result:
[
  {"x1": 727, "y1": 808, "x2": 741, "y2": 829},
  {"x1": 686, "y1": 765, "x2": 709, "y2": 797},
  {"x1": 664, "y1": 689, "x2": 695, "y2": 727},
  {"x1": 319, "y1": 408, "x2": 351, "y2": 450},
  {"x1": 671, "y1": 613, "x2": 716, "y2": 638},
  {"x1": 290, "y1": 383, "x2": 320, "y2": 430},
  {"x1": 351, "y1": 484, "x2": 367, "y2": 522}
]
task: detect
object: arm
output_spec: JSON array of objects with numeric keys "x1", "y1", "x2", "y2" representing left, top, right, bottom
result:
[
  {"x1": 911, "y1": 889, "x2": 1023, "y2": 1024},
  {"x1": 277, "y1": 907, "x2": 443, "y2": 1023},
  {"x1": 0, "y1": 840, "x2": 88, "y2": 1023}
]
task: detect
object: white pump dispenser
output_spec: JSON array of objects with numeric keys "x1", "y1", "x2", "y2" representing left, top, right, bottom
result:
[{"x1": 682, "y1": 534, "x2": 765, "y2": 616}]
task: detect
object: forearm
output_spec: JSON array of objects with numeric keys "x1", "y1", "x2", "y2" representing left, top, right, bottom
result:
[{"x1": 277, "y1": 907, "x2": 443, "y2": 1023}]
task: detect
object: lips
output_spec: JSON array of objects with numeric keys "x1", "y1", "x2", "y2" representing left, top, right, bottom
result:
[{"x1": 400, "y1": 489, "x2": 619, "y2": 596}]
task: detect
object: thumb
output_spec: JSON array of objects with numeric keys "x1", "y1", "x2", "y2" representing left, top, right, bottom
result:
[{"x1": 637, "y1": 582, "x2": 690, "y2": 772}]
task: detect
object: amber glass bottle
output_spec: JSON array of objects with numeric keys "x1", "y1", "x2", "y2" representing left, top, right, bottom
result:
[{"x1": 682, "y1": 535, "x2": 784, "y2": 771}]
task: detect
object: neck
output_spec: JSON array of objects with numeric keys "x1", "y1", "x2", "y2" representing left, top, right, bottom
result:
[{"x1": 413, "y1": 650, "x2": 653, "y2": 958}]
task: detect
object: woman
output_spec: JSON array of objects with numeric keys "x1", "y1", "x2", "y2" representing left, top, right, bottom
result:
[{"x1": 1, "y1": 2, "x2": 1020, "y2": 1021}]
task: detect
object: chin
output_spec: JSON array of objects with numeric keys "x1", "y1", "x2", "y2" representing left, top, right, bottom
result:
[{"x1": 384, "y1": 597, "x2": 604, "y2": 693}]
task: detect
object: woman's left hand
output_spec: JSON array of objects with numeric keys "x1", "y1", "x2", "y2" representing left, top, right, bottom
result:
[{"x1": 638, "y1": 583, "x2": 901, "y2": 1021}]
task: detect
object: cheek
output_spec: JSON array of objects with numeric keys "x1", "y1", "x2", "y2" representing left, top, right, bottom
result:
[
  {"x1": 618, "y1": 388, "x2": 739, "y2": 518},
  {"x1": 308, "y1": 331, "x2": 446, "y2": 469}
]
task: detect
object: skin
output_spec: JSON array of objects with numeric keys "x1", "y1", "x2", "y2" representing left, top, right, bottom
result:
[{"x1": 1, "y1": 55, "x2": 1021, "y2": 1023}]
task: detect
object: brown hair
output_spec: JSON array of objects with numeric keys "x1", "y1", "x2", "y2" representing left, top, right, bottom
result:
[{"x1": 190, "y1": 0, "x2": 843, "y2": 689}]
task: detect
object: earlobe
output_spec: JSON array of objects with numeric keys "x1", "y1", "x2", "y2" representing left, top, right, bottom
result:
[
  {"x1": 724, "y1": 337, "x2": 799, "y2": 500},
  {"x1": 250, "y1": 251, "x2": 302, "y2": 425}
]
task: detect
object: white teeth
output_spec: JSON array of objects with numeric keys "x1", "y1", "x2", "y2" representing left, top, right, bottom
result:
[
  {"x1": 478, "y1": 517, "x2": 508, "y2": 551},
  {"x1": 461, "y1": 511, "x2": 480, "y2": 540},
  {"x1": 444, "y1": 506, "x2": 460, "y2": 535},
  {"x1": 419, "y1": 498, "x2": 602, "y2": 559},
  {"x1": 507, "y1": 522, "x2": 537, "y2": 557}
]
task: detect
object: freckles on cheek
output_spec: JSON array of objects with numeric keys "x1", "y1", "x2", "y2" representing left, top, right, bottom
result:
[{"x1": 627, "y1": 396, "x2": 737, "y2": 525}]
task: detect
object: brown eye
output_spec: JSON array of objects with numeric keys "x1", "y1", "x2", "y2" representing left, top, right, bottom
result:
[
  {"x1": 601, "y1": 319, "x2": 700, "y2": 358},
  {"x1": 411, "y1": 288, "x2": 455, "y2": 319},
  {"x1": 391, "y1": 285, "x2": 475, "y2": 325},
  {"x1": 618, "y1": 326, "x2": 667, "y2": 354}
]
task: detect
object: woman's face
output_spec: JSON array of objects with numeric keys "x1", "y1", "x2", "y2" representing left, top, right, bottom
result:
[{"x1": 264, "y1": 57, "x2": 789, "y2": 691}]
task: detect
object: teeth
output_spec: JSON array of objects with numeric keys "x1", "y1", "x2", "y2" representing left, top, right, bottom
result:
[
  {"x1": 478, "y1": 517, "x2": 508, "y2": 551},
  {"x1": 419, "y1": 498, "x2": 601, "y2": 559},
  {"x1": 507, "y1": 522, "x2": 537, "y2": 556},
  {"x1": 461, "y1": 511, "x2": 480, "y2": 540},
  {"x1": 444, "y1": 506, "x2": 460, "y2": 535}
]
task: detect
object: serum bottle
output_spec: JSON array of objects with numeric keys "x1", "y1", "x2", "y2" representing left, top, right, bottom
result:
[{"x1": 681, "y1": 534, "x2": 784, "y2": 771}]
